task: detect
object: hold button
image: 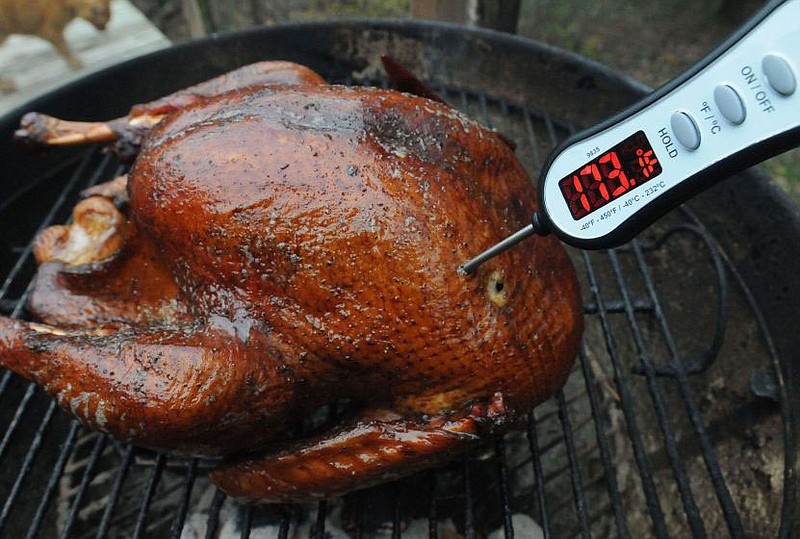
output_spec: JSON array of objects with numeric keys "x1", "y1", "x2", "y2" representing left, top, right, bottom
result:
[
  {"x1": 763, "y1": 53, "x2": 796, "y2": 96},
  {"x1": 714, "y1": 84, "x2": 746, "y2": 125},
  {"x1": 670, "y1": 111, "x2": 700, "y2": 151}
]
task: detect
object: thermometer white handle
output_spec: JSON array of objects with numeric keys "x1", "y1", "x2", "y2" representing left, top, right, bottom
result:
[
  {"x1": 538, "y1": 0, "x2": 800, "y2": 249},
  {"x1": 460, "y1": 0, "x2": 800, "y2": 274}
]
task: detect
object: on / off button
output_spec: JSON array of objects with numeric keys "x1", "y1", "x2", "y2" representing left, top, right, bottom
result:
[
  {"x1": 762, "y1": 53, "x2": 796, "y2": 96},
  {"x1": 670, "y1": 111, "x2": 701, "y2": 150}
]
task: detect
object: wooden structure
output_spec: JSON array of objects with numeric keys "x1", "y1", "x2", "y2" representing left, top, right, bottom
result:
[{"x1": 411, "y1": 0, "x2": 521, "y2": 33}]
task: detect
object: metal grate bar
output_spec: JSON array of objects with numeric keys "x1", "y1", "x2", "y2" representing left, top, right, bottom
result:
[
  {"x1": 630, "y1": 242, "x2": 745, "y2": 536},
  {"x1": 537, "y1": 387, "x2": 587, "y2": 422},
  {"x1": 522, "y1": 108, "x2": 543, "y2": 173},
  {"x1": 131, "y1": 452, "x2": 166, "y2": 539},
  {"x1": 82, "y1": 484, "x2": 169, "y2": 539},
  {"x1": 204, "y1": 489, "x2": 226, "y2": 539},
  {"x1": 428, "y1": 472, "x2": 438, "y2": 539},
  {"x1": 577, "y1": 348, "x2": 631, "y2": 539},
  {"x1": 606, "y1": 248, "x2": 706, "y2": 537},
  {"x1": 580, "y1": 250, "x2": 669, "y2": 538},
  {"x1": 463, "y1": 455, "x2": 476, "y2": 539},
  {"x1": 459, "y1": 90, "x2": 470, "y2": 116},
  {"x1": 239, "y1": 504, "x2": 253, "y2": 539},
  {"x1": 278, "y1": 510, "x2": 291, "y2": 539},
  {"x1": 0, "y1": 399, "x2": 58, "y2": 533},
  {"x1": 541, "y1": 436, "x2": 594, "y2": 487},
  {"x1": 313, "y1": 499, "x2": 327, "y2": 538},
  {"x1": 494, "y1": 440, "x2": 514, "y2": 539},
  {"x1": 541, "y1": 112, "x2": 561, "y2": 160},
  {"x1": 168, "y1": 458, "x2": 198, "y2": 539},
  {"x1": 555, "y1": 390, "x2": 591, "y2": 538},
  {"x1": 0, "y1": 299, "x2": 21, "y2": 316},
  {"x1": 0, "y1": 383, "x2": 36, "y2": 462},
  {"x1": 352, "y1": 491, "x2": 364, "y2": 539},
  {"x1": 526, "y1": 414, "x2": 551, "y2": 539},
  {"x1": 478, "y1": 92, "x2": 492, "y2": 129},
  {"x1": 0, "y1": 373, "x2": 10, "y2": 402},
  {"x1": 58, "y1": 434, "x2": 109, "y2": 539},
  {"x1": 95, "y1": 444, "x2": 134, "y2": 539},
  {"x1": 24, "y1": 421, "x2": 81, "y2": 539},
  {"x1": 583, "y1": 299, "x2": 653, "y2": 314},
  {"x1": 392, "y1": 485, "x2": 402, "y2": 539}
]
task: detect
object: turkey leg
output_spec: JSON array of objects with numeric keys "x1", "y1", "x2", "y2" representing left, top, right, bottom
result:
[
  {"x1": 14, "y1": 61, "x2": 326, "y2": 153},
  {"x1": 211, "y1": 393, "x2": 509, "y2": 501},
  {"x1": 0, "y1": 318, "x2": 312, "y2": 456}
]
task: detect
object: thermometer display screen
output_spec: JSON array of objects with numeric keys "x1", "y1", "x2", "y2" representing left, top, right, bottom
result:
[{"x1": 558, "y1": 131, "x2": 662, "y2": 220}]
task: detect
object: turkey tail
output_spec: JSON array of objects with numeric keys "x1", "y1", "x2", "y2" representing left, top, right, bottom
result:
[{"x1": 381, "y1": 55, "x2": 447, "y2": 104}]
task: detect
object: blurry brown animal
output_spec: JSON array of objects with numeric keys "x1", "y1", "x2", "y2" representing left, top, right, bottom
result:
[{"x1": 0, "y1": 0, "x2": 111, "y2": 91}]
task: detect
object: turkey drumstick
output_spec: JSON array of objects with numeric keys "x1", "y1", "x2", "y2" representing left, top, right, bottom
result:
[{"x1": 14, "y1": 61, "x2": 326, "y2": 156}]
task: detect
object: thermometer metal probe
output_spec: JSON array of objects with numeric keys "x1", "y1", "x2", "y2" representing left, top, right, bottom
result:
[{"x1": 460, "y1": 0, "x2": 800, "y2": 275}]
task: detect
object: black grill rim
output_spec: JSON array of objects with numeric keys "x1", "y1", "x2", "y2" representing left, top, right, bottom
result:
[{"x1": 0, "y1": 18, "x2": 798, "y2": 538}]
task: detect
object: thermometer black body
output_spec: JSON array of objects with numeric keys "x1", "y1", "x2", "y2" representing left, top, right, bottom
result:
[{"x1": 460, "y1": 0, "x2": 800, "y2": 274}]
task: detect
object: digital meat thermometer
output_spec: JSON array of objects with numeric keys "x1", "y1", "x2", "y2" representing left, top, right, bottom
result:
[{"x1": 460, "y1": 0, "x2": 800, "y2": 275}]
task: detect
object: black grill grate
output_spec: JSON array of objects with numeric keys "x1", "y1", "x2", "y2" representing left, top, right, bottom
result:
[{"x1": 0, "y1": 79, "x2": 791, "y2": 538}]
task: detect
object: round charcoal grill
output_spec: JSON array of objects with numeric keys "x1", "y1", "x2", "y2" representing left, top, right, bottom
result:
[{"x1": 0, "y1": 20, "x2": 798, "y2": 539}]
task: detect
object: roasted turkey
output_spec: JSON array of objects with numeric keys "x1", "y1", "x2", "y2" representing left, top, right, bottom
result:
[{"x1": 1, "y1": 60, "x2": 583, "y2": 501}]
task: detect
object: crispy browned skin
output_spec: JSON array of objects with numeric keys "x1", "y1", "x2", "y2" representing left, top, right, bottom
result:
[
  {"x1": 127, "y1": 60, "x2": 325, "y2": 118},
  {"x1": 0, "y1": 80, "x2": 583, "y2": 500}
]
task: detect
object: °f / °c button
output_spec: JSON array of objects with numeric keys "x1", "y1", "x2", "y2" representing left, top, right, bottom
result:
[
  {"x1": 714, "y1": 84, "x2": 746, "y2": 125},
  {"x1": 670, "y1": 111, "x2": 701, "y2": 150}
]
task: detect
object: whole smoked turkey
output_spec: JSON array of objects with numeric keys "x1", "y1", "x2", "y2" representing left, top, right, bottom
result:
[{"x1": 1, "y1": 61, "x2": 583, "y2": 501}]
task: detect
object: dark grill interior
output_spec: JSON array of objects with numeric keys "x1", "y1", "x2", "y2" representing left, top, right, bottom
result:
[{"x1": 0, "y1": 21, "x2": 796, "y2": 538}]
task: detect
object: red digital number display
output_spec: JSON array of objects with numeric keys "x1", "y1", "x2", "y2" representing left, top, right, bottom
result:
[{"x1": 558, "y1": 130, "x2": 662, "y2": 220}]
